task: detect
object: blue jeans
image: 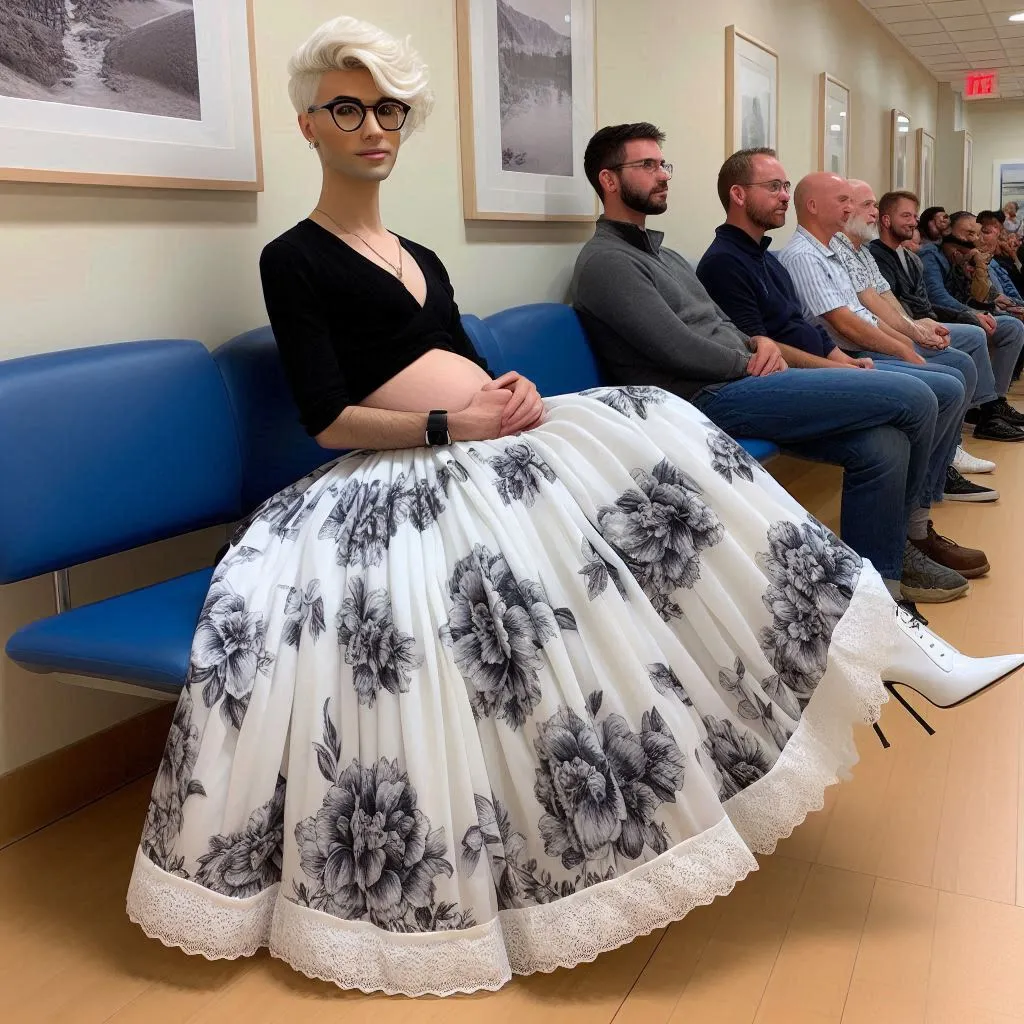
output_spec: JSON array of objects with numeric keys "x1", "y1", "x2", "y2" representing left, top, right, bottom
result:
[
  {"x1": 990, "y1": 316, "x2": 1024, "y2": 397},
  {"x1": 693, "y1": 368, "x2": 938, "y2": 580},
  {"x1": 855, "y1": 355, "x2": 969, "y2": 505}
]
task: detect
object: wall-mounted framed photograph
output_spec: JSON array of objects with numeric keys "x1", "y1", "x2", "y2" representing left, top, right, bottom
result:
[
  {"x1": 993, "y1": 158, "x2": 1024, "y2": 210},
  {"x1": 456, "y1": 0, "x2": 597, "y2": 222},
  {"x1": 818, "y1": 73, "x2": 850, "y2": 177},
  {"x1": 962, "y1": 129, "x2": 974, "y2": 207},
  {"x1": 890, "y1": 109, "x2": 912, "y2": 190},
  {"x1": 725, "y1": 26, "x2": 778, "y2": 157},
  {"x1": 0, "y1": 0, "x2": 262, "y2": 191},
  {"x1": 916, "y1": 127, "x2": 935, "y2": 207}
]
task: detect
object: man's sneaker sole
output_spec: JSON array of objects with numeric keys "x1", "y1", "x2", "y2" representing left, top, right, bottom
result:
[
  {"x1": 973, "y1": 425, "x2": 1024, "y2": 442},
  {"x1": 900, "y1": 580, "x2": 970, "y2": 603},
  {"x1": 944, "y1": 488, "x2": 1000, "y2": 502}
]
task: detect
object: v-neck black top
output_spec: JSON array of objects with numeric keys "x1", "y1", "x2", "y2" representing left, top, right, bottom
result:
[{"x1": 259, "y1": 219, "x2": 490, "y2": 436}]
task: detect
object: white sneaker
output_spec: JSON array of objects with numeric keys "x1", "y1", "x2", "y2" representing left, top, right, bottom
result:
[
  {"x1": 952, "y1": 445, "x2": 996, "y2": 475},
  {"x1": 884, "y1": 605, "x2": 1023, "y2": 709}
]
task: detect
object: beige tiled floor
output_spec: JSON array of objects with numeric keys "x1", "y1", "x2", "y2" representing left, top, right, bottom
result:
[{"x1": 4, "y1": 414, "x2": 1024, "y2": 1023}]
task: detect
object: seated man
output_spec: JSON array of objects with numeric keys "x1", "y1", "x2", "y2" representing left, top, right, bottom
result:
[
  {"x1": 871, "y1": 192, "x2": 1024, "y2": 443},
  {"x1": 920, "y1": 211, "x2": 1024, "y2": 401},
  {"x1": 694, "y1": 145, "x2": 989, "y2": 585},
  {"x1": 774, "y1": 174, "x2": 994, "y2": 506},
  {"x1": 979, "y1": 210, "x2": 1024, "y2": 305},
  {"x1": 829, "y1": 183, "x2": 990, "y2": 439},
  {"x1": 570, "y1": 124, "x2": 982, "y2": 604},
  {"x1": 994, "y1": 224, "x2": 1024, "y2": 294},
  {"x1": 920, "y1": 206, "x2": 950, "y2": 244}
]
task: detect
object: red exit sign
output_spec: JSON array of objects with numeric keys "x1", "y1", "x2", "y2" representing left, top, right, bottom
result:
[{"x1": 965, "y1": 71, "x2": 999, "y2": 99}]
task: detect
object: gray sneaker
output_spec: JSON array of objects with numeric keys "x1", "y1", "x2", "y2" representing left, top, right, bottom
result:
[{"x1": 901, "y1": 541, "x2": 970, "y2": 603}]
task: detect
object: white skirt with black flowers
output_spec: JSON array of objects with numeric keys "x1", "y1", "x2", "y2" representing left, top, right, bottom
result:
[{"x1": 126, "y1": 385, "x2": 895, "y2": 996}]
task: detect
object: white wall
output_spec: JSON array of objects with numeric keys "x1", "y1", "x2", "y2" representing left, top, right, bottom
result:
[
  {"x1": 964, "y1": 98, "x2": 1024, "y2": 213},
  {"x1": 0, "y1": 0, "x2": 940, "y2": 775}
]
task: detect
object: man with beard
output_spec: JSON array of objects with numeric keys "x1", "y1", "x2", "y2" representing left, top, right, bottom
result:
[
  {"x1": 920, "y1": 211, "x2": 1024, "y2": 399},
  {"x1": 978, "y1": 211, "x2": 1024, "y2": 305},
  {"x1": 570, "y1": 125, "x2": 983, "y2": 603},
  {"x1": 694, "y1": 148, "x2": 990, "y2": 580},
  {"x1": 777, "y1": 176, "x2": 995, "y2": 505},
  {"x1": 833, "y1": 182, "x2": 969, "y2": 364},
  {"x1": 871, "y1": 193, "x2": 1024, "y2": 444}
]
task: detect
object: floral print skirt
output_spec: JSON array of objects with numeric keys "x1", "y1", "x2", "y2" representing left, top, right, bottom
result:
[{"x1": 126, "y1": 386, "x2": 895, "y2": 996}]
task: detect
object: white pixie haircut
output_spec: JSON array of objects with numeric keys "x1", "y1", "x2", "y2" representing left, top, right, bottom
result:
[{"x1": 287, "y1": 16, "x2": 434, "y2": 138}]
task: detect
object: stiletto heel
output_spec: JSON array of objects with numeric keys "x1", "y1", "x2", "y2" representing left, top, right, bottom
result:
[{"x1": 884, "y1": 681, "x2": 936, "y2": 736}]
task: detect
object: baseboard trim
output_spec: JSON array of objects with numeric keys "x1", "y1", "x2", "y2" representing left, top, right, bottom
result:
[{"x1": 0, "y1": 703, "x2": 173, "y2": 850}]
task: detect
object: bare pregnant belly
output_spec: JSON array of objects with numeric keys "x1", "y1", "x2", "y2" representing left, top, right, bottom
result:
[{"x1": 361, "y1": 349, "x2": 493, "y2": 413}]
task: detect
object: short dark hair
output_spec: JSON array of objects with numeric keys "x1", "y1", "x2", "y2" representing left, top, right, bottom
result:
[
  {"x1": 584, "y1": 122, "x2": 666, "y2": 199},
  {"x1": 878, "y1": 190, "x2": 919, "y2": 222},
  {"x1": 717, "y1": 148, "x2": 777, "y2": 211},
  {"x1": 978, "y1": 210, "x2": 1004, "y2": 229},
  {"x1": 948, "y1": 210, "x2": 976, "y2": 233},
  {"x1": 919, "y1": 206, "x2": 946, "y2": 232}
]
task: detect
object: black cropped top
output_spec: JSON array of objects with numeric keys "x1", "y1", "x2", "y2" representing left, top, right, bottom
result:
[{"x1": 259, "y1": 219, "x2": 491, "y2": 436}]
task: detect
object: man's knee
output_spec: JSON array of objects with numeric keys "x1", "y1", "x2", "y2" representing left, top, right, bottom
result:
[
  {"x1": 994, "y1": 316, "x2": 1024, "y2": 350},
  {"x1": 925, "y1": 370, "x2": 967, "y2": 412},
  {"x1": 947, "y1": 323, "x2": 987, "y2": 355},
  {"x1": 848, "y1": 425, "x2": 912, "y2": 477}
]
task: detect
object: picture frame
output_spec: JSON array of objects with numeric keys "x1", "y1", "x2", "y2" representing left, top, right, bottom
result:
[
  {"x1": 725, "y1": 26, "x2": 779, "y2": 157},
  {"x1": 818, "y1": 73, "x2": 850, "y2": 177},
  {"x1": 0, "y1": 0, "x2": 262, "y2": 191},
  {"x1": 890, "y1": 108, "x2": 912, "y2": 191},
  {"x1": 992, "y1": 158, "x2": 1024, "y2": 211},
  {"x1": 916, "y1": 128, "x2": 935, "y2": 208},
  {"x1": 962, "y1": 129, "x2": 974, "y2": 208},
  {"x1": 455, "y1": 0, "x2": 597, "y2": 222}
]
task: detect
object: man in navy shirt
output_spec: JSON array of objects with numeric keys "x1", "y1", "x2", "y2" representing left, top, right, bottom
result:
[{"x1": 696, "y1": 148, "x2": 989, "y2": 588}]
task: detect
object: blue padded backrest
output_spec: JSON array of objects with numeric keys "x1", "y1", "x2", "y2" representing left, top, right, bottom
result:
[
  {"x1": 214, "y1": 327, "x2": 331, "y2": 514},
  {"x1": 461, "y1": 314, "x2": 503, "y2": 373},
  {"x1": 0, "y1": 340, "x2": 242, "y2": 584},
  {"x1": 473, "y1": 303, "x2": 606, "y2": 397}
]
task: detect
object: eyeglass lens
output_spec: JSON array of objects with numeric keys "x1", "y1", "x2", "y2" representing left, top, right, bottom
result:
[{"x1": 329, "y1": 99, "x2": 408, "y2": 132}]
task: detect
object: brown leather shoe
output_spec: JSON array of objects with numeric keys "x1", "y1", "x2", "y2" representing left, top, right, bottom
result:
[{"x1": 909, "y1": 522, "x2": 990, "y2": 579}]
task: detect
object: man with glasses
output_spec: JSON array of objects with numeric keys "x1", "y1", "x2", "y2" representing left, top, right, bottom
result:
[
  {"x1": 570, "y1": 125, "x2": 981, "y2": 604},
  {"x1": 920, "y1": 211, "x2": 1024, "y2": 407},
  {"x1": 693, "y1": 148, "x2": 989, "y2": 591}
]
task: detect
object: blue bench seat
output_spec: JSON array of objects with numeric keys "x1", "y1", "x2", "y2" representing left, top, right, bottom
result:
[
  {"x1": 2, "y1": 303, "x2": 778, "y2": 701},
  {"x1": 6, "y1": 569, "x2": 214, "y2": 696}
]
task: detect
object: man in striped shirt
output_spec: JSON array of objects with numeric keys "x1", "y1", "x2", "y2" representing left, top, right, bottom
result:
[{"x1": 777, "y1": 175, "x2": 993, "y2": 514}]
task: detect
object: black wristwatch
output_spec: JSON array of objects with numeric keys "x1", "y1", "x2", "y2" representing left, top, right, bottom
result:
[{"x1": 425, "y1": 409, "x2": 450, "y2": 446}]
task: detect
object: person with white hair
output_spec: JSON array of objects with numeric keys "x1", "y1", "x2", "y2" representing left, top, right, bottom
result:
[
  {"x1": 1003, "y1": 201, "x2": 1022, "y2": 235},
  {"x1": 125, "y1": 15, "x2": 1024, "y2": 997}
]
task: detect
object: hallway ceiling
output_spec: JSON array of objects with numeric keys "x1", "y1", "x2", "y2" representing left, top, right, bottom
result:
[{"x1": 859, "y1": 0, "x2": 1024, "y2": 98}]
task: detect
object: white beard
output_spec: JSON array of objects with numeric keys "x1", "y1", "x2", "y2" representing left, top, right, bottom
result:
[{"x1": 847, "y1": 215, "x2": 879, "y2": 243}]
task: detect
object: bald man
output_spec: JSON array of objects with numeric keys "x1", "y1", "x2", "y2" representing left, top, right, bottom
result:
[
  {"x1": 777, "y1": 173, "x2": 993, "y2": 514},
  {"x1": 572, "y1": 129, "x2": 983, "y2": 602}
]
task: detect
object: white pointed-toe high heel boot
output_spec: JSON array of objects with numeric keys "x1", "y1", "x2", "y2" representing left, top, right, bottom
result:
[{"x1": 874, "y1": 605, "x2": 1024, "y2": 748}]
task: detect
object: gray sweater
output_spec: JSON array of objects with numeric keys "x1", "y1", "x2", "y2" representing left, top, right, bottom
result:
[{"x1": 570, "y1": 218, "x2": 752, "y2": 399}]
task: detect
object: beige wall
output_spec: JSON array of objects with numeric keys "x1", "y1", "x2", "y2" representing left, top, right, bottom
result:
[
  {"x1": 0, "y1": 0, "x2": 939, "y2": 775},
  {"x1": 598, "y1": 0, "x2": 938, "y2": 254},
  {"x1": 964, "y1": 98, "x2": 1024, "y2": 214}
]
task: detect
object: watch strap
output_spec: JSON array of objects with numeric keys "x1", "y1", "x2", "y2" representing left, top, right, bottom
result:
[{"x1": 425, "y1": 409, "x2": 450, "y2": 446}]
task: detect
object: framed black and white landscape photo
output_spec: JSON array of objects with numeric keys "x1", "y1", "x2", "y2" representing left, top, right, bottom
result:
[
  {"x1": 0, "y1": 0, "x2": 262, "y2": 190},
  {"x1": 456, "y1": 0, "x2": 596, "y2": 221}
]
